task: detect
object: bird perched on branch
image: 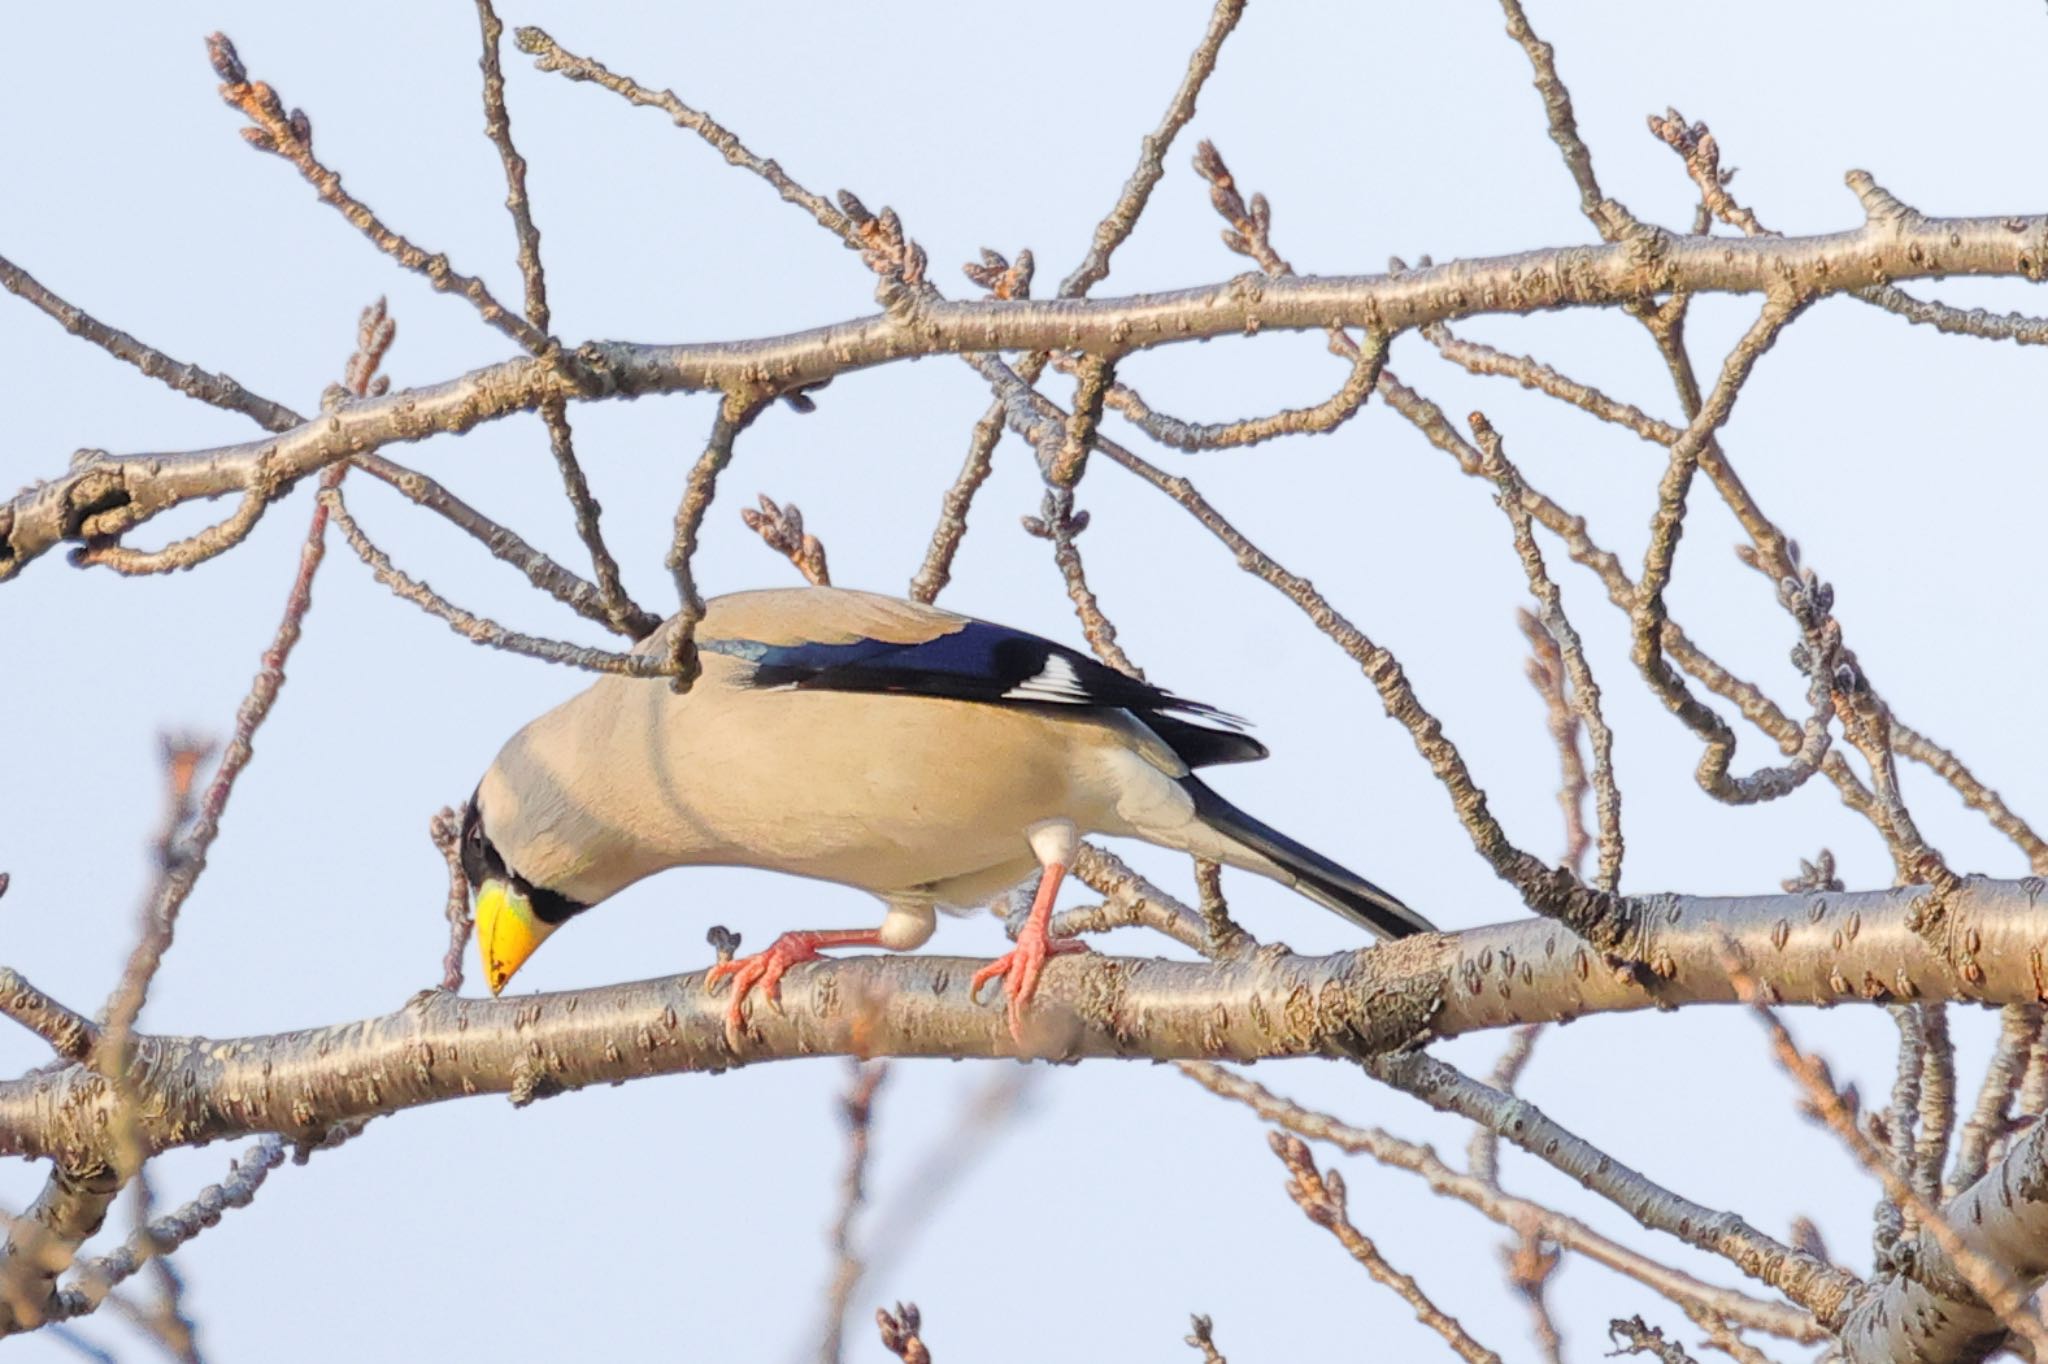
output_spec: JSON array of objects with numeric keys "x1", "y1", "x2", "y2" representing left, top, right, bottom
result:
[{"x1": 460, "y1": 587, "x2": 1431, "y2": 1040}]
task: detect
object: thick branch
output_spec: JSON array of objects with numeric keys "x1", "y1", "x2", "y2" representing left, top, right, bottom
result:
[
  {"x1": 10, "y1": 198, "x2": 2048, "y2": 579},
  {"x1": 1839, "y1": 1106, "x2": 2048, "y2": 1364},
  {"x1": 2, "y1": 879, "x2": 2043, "y2": 1168}
]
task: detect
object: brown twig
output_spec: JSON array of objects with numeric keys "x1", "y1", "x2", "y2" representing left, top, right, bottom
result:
[
  {"x1": 1046, "y1": 354, "x2": 1116, "y2": 489},
  {"x1": 1054, "y1": 0, "x2": 1246, "y2": 300},
  {"x1": 975, "y1": 353, "x2": 1618, "y2": 948},
  {"x1": 1091, "y1": 329, "x2": 1388, "y2": 451},
  {"x1": 1508, "y1": 1229, "x2": 1566, "y2": 1364},
  {"x1": 349, "y1": 453, "x2": 648, "y2": 635},
  {"x1": 665, "y1": 394, "x2": 769, "y2": 689},
  {"x1": 474, "y1": 0, "x2": 550, "y2": 333},
  {"x1": 10, "y1": 196, "x2": 2048, "y2": 583},
  {"x1": 472, "y1": 2, "x2": 648, "y2": 640},
  {"x1": 1269, "y1": 1132, "x2": 1503, "y2": 1364},
  {"x1": 1629, "y1": 299, "x2": 1818, "y2": 803},
  {"x1": 818, "y1": 1061, "x2": 886, "y2": 1364},
  {"x1": 0, "y1": 253, "x2": 299, "y2": 433},
  {"x1": 207, "y1": 34, "x2": 544, "y2": 353},
  {"x1": 908, "y1": 401, "x2": 1004, "y2": 604},
  {"x1": 907, "y1": 0, "x2": 1246, "y2": 601},
  {"x1": 127, "y1": 1175, "x2": 200, "y2": 1364},
  {"x1": 323, "y1": 485, "x2": 665, "y2": 676},
  {"x1": 1609, "y1": 1315, "x2": 1700, "y2": 1364},
  {"x1": 1649, "y1": 106, "x2": 2048, "y2": 345},
  {"x1": 1474, "y1": 414, "x2": 1622, "y2": 892},
  {"x1": 1060, "y1": 844, "x2": 1212, "y2": 955},
  {"x1": 43, "y1": 1139, "x2": 288, "y2": 1327},
  {"x1": 1022, "y1": 490, "x2": 1143, "y2": 679},
  {"x1": 860, "y1": 1071, "x2": 1035, "y2": 1287},
  {"x1": 1733, "y1": 964, "x2": 2048, "y2": 1357},
  {"x1": 429, "y1": 808, "x2": 473, "y2": 993},
  {"x1": 1496, "y1": 0, "x2": 1635, "y2": 239},
  {"x1": 0, "y1": 971, "x2": 96, "y2": 1064},
  {"x1": 1952, "y1": 1004, "x2": 2040, "y2": 1194},
  {"x1": 1520, "y1": 609, "x2": 1591, "y2": 877},
  {"x1": 1467, "y1": 1022, "x2": 1540, "y2": 1171},
  {"x1": 1466, "y1": 1021, "x2": 1566, "y2": 1364},
  {"x1": 1366, "y1": 1051, "x2": 1854, "y2": 1326}
]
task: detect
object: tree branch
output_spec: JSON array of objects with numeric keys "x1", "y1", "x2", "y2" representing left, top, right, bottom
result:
[
  {"x1": 1, "y1": 878, "x2": 2043, "y2": 1170},
  {"x1": 11, "y1": 194, "x2": 2048, "y2": 580}
]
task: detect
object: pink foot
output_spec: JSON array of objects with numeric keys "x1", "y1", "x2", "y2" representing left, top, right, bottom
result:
[
  {"x1": 708, "y1": 929, "x2": 882, "y2": 1039},
  {"x1": 971, "y1": 860, "x2": 1084, "y2": 1042}
]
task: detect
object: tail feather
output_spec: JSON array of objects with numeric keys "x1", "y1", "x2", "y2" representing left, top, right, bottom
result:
[{"x1": 1182, "y1": 778, "x2": 1434, "y2": 939}]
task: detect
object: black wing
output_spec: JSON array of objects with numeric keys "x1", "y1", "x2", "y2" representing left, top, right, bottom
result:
[{"x1": 704, "y1": 619, "x2": 1263, "y2": 767}]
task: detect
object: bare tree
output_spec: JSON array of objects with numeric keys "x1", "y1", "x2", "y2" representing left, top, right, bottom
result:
[{"x1": 3, "y1": 3, "x2": 2048, "y2": 1361}]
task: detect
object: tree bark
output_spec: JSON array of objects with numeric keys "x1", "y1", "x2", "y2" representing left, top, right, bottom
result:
[{"x1": 2, "y1": 875, "x2": 2041, "y2": 1167}]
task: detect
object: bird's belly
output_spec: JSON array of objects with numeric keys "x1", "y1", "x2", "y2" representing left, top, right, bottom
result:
[{"x1": 665, "y1": 691, "x2": 1120, "y2": 894}]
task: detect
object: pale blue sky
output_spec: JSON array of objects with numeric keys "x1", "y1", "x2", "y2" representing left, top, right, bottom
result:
[{"x1": 4, "y1": 3, "x2": 2046, "y2": 1360}]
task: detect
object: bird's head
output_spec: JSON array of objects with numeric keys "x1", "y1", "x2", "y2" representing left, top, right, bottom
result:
[{"x1": 460, "y1": 794, "x2": 585, "y2": 995}]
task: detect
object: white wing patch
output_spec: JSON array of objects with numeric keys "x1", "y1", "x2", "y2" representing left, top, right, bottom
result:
[{"x1": 1001, "y1": 651, "x2": 1092, "y2": 704}]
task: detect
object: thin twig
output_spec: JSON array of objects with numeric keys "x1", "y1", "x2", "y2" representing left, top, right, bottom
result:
[
  {"x1": 1952, "y1": 1005, "x2": 2040, "y2": 1194},
  {"x1": 429, "y1": 808, "x2": 472, "y2": 993},
  {"x1": 1367, "y1": 1051, "x2": 1855, "y2": 1325},
  {"x1": 323, "y1": 485, "x2": 665, "y2": 677},
  {"x1": 1091, "y1": 329, "x2": 1388, "y2": 451},
  {"x1": 665, "y1": 393, "x2": 767, "y2": 689},
  {"x1": 1609, "y1": 1315, "x2": 1700, "y2": 1364},
  {"x1": 207, "y1": 35, "x2": 546, "y2": 353},
  {"x1": 44, "y1": 1140, "x2": 288, "y2": 1326},
  {"x1": 1055, "y1": 0, "x2": 1246, "y2": 300},
  {"x1": 127, "y1": 1174, "x2": 200, "y2": 1364},
  {"x1": 474, "y1": 0, "x2": 550, "y2": 333},
  {"x1": 905, "y1": 0, "x2": 1244, "y2": 600},
  {"x1": 473, "y1": 2, "x2": 647, "y2": 639},
  {"x1": 1496, "y1": 0, "x2": 1635, "y2": 238},
  {"x1": 974, "y1": 352, "x2": 1617, "y2": 948},
  {"x1": 0, "y1": 252, "x2": 300, "y2": 432},
  {"x1": 1629, "y1": 299, "x2": 1817, "y2": 803},
  {"x1": 860, "y1": 1071, "x2": 1035, "y2": 1287},
  {"x1": 1520, "y1": 609, "x2": 1591, "y2": 877},
  {"x1": 1179, "y1": 1064, "x2": 1822, "y2": 1340},
  {"x1": 349, "y1": 452, "x2": 649, "y2": 635},
  {"x1": 1269, "y1": 1132, "x2": 1503, "y2": 1364},
  {"x1": 1474, "y1": 414, "x2": 1621, "y2": 892},
  {"x1": 1023, "y1": 491, "x2": 1143, "y2": 678},
  {"x1": 1467, "y1": 1024, "x2": 1540, "y2": 1187},
  {"x1": 818, "y1": 1060, "x2": 886, "y2": 1364},
  {"x1": 1733, "y1": 964, "x2": 2048, "y2": 1357}
]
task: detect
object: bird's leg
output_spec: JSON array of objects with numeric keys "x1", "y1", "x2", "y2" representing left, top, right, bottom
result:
[
  {"x1": 970, "y1": 819, "x2": 1086, "y2": 1042},
  {"x1": 707, "y1": 928, "x2": 885, "y2": 1038}
]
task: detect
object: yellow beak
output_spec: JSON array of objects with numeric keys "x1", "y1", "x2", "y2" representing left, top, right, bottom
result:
[{"x1": 475, "y1": 877, "x2": 553, "y2": 995}]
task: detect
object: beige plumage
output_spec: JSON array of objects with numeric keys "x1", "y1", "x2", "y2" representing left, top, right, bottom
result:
[{"x1": 460, "y1": 587, "x2": 1430, "y2": 1035}]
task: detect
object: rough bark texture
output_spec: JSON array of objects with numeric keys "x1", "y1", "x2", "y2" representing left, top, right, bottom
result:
[{"x1": 3, "y1": 877, "x2": 2041, "y2": 1168}]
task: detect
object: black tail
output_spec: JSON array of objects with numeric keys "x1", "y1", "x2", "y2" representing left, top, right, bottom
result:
[{"x1": 1184, "y1": 779, "x2": 1434, "y2": 939}]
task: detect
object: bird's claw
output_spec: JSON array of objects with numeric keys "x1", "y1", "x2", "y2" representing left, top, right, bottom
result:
[
  {"x1": 970, "y1": 927, "x2": 1087, "y2": 1043},
  {"x1": 706, "y1": 932, "x2": 824, "y2": 1041}
]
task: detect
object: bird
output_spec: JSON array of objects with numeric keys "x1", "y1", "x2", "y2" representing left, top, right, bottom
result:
[{"x1": 459, "y1": 586, "x2": 1433, "y2": 1040}]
